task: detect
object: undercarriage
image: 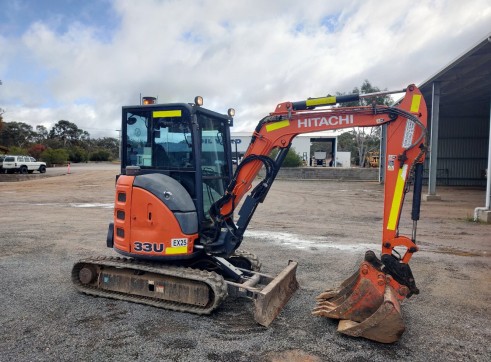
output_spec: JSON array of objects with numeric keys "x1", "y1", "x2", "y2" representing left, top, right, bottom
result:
[{"x1": 72, "y1": 251, "x2": 298, "y2": 326}]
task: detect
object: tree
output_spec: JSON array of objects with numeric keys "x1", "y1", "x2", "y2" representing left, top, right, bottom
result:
[
  {"x1": 89, "y1": 149, "x2": 111, "y2": 162},
  {"x1": 34, "y1": 125, "x2": 49, "y2": 144},
  {"x1": 7, "y1": 146, "x2": 28, "y2": 155},
  {"x1": 337, "y1": 131, "x2": 357, "y2": 165},
  {"x1": 49, "y1": 120, "x2": 90, "y2": 147},
  {"x1": 337, "y1": 80, "x2": 393, "y2": 166},
  {"x1": 0, "y1": 108, "x2": 5, "y2": 152},
  {"x1": 0, "y1": 117, "x2": 118, "y2": 163},
  {"x1": 68, "y1": 146, "x2": 89, "y2": 163},
  {"x1": 28, "y1": 144, "x2": 48, "y2": 159},
  {"x1": 351, "y1": 126, "x2": 381, "y2": 167},
  {"x1": 0, "y1": 122, "x2": 36, "y2": 148},
  {"x1": 41, "y1": 148, "x2": 69, "y2": 165},
  {"x1": 0, "y1": 108, "x2": 4, "y2": 133},
  {"x1": 92, "y1": 137, "x2": 119, "y2": 159}
]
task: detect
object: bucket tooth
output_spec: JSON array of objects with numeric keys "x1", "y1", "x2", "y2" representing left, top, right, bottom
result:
[
  {"x1": 313, "y1": 257, "x2": 407, "y2": 343},
  {"x1": 316, "y1": 270, "x2": 358, "y2": 302}
]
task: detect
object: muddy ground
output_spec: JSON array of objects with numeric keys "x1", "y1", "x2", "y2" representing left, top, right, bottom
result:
[{"x1": 0, "y1": 163, "x2": 490, "y2": 362}]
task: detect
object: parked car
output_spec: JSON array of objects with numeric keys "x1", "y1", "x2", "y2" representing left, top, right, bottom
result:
[
  {"x1": 2, "y1": 155, "x2": 47, "y2": 174},
  {"x1": 0, "y1": 155, "x2": 4, "y2": 173}
]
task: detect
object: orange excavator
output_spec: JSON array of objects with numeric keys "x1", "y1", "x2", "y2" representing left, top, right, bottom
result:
[{"x1": 72, "y1": 85, "x2": 427, "y2": 343}]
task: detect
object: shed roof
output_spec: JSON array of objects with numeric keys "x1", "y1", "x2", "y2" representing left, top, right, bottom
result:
[{"x1": 418, "y1": 34, "x2": 491, "y2": 117}]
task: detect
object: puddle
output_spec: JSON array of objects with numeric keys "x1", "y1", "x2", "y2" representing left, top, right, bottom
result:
[
  {"x1": 70, "y1": 203, "x2": 114, "y2": 209},
  {"x1": 31, "y1": 202, "x2": 113, "y2": 209},
  {"x1": 244, "y1": 230, "x2": 378, "y2": 251}
]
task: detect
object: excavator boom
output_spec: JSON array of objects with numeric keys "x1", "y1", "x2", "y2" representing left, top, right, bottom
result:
[{"x1": 207, "y1": 84, "x2": 427, "y2": 342}]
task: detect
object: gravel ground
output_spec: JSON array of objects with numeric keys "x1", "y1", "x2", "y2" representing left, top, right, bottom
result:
[{"x1": 0, "y1": 163, "x2": 490, "y2": 362}]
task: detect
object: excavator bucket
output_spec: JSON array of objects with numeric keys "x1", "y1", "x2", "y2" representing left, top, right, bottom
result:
[{"x1": 312, "y1": 251, "x2": 406, "y2": 343}]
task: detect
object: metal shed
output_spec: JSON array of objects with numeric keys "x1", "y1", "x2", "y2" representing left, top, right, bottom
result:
[{"x1": 418, "y1": 34, "x2": 491, "y2": 222}]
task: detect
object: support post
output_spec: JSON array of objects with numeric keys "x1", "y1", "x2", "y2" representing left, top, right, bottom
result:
[
  {"x1": 333, "y1": 138, "x2": 337, "y2": 167},
  {"x1": 424, "y1": 82, "x2": 442, "y2": 201},
  {"x1": 474, "y1": 91, "x2": 491, "y2": 223}
]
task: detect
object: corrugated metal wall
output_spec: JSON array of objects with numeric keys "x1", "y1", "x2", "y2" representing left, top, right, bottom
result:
[{"x1": 432, "y1": 116, "x2": 489, "y2": 186}]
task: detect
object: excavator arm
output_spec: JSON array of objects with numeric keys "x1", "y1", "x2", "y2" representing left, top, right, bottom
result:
[
  {"x1": 207, "y1": 85, "x2": 427, "y2": 260},
  {"x1": 206, "y1": 84, "x2": 428, "y2": 343}
]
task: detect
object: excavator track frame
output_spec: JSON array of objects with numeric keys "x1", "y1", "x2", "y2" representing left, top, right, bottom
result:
[
  {"x1": 72, "y1": 256, "x2": 228, "y2": 315},
  {"x1": 72, "y1": 256, "x2": 298, "y2": 326}
]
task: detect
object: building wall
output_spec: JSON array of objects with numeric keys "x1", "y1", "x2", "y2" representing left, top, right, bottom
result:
[
  {"x1": 436, "y1": 116, "x2": 489, "y2": 186},
  {"x1": 230, "y1": 133, "x2": 338, "y2": 165}
]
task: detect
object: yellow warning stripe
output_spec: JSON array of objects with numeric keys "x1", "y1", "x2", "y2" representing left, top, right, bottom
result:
[
  {"x1": 387, "y1": 165, "x2": 408, "y2": 230},
  {"x1": 265, "y1": 120, "x2": 290, "y2": 132},
  {"x1": 306, "y1": 96, "x2": 337, "y2": 107},
  {"x1": 165, "y1": 246, "x2": 187, "y2": 255},
  {"x1": 153, "y1": 110, "x2": 182, "y2": 118},
  {"x1": 410, "y1": 94, "x2": 421, "y2": 113}
]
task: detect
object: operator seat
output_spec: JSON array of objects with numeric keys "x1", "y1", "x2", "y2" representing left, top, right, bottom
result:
[{"x1": 153, "y1": 144, "x2": 173, "y2": 168}]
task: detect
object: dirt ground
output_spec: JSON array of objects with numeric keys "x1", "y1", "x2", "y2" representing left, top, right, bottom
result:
[{"x1": 0, "y1": 163, "x2": 490, "y2": 362}]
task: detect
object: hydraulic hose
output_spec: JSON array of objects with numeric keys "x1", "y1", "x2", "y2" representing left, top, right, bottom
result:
[{"x1": 411, "y1": 163, "x2": 424, "y2": 221}]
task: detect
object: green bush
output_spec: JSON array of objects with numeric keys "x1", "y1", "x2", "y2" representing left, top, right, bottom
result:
[
  {"x1": 89, "y1": 149, "x2": 111, "y2": 162},
  {"x1": 269, "y1": 147, "x2": 303, "y2": 167},
  {"x1": 69, "y1": 146, "x2": 88, "y2": 163},
  {"x1": 41, "y1": 148, "x2": 69, "y2": 165},
  {"x1": 6, "y1": 146, "x2": 27, "y2": 155}
]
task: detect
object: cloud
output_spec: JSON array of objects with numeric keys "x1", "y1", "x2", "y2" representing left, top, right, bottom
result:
[{"x1": 1, "y1": 0, "x2": 490, "y2": 138}]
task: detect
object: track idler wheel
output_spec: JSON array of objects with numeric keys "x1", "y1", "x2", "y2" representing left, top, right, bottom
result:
[
  {"x1": 78, "y1": 265, "x2": 97, "y2": 285},
  {"x1": 312, "y1": 251, "x2": 407, "y2": 343}
]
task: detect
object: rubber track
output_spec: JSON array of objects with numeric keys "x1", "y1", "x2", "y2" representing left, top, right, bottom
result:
[
  {"x1": 232, "y1": 249, "x2": 262, "y2": 271},
  {"x1": 71, "y1": 256, "x2": 228, "y2": 315}
]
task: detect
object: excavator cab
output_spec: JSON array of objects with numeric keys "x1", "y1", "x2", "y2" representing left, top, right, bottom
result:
[{"x1": 121, "y1": 102, "x2": 234, "y2": 229}]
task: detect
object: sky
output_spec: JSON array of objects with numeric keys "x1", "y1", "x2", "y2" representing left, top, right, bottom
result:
[{"x1": 0, "y1": 0, "x2": 490, "y2": 139}]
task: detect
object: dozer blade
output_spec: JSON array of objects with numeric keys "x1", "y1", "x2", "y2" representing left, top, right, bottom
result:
[
  {"x1": 253, "y1": 260, "x2": 299, "y2": 327},
  {"x1": 226, "y1": 260, "x2": 299, "y2": 327},
  {"x1": 313, "y1": 252, "x2": 407, "y2": 343}
]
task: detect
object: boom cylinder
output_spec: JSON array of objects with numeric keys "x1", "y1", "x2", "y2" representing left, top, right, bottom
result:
[
  {"x1": 291, "y1": 88, "x2": 407, "y2": 111},
  {"x1": 292, "y1": 94, "x2": 360, "y2": 110},
  {"x1": 411, "y1": 163, "x2": 424, "y2": 243}
]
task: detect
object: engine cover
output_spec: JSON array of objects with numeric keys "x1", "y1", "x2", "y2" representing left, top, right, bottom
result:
[{"x1": 111, "y1": 173, "x2": 199, "y2": 260}]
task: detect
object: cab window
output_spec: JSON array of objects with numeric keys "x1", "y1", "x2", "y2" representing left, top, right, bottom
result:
[
  {"x1": 198, "y1": 113, "x2": 230, "y2": 218},
  {"x1": 125, "y1": 108, "x2": 193, "y2": 171}
]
